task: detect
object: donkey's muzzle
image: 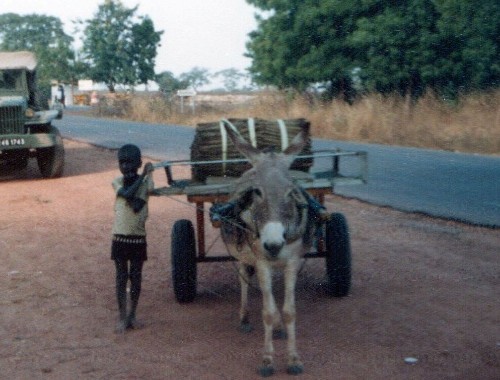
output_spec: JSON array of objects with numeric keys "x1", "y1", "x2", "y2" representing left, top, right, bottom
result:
[{"x1": 263, "y1": 242, "x2": 284, "y2": 258}]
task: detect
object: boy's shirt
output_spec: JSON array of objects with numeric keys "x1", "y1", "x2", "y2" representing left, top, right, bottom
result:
[{"x1": 112, "y1": 175, "x2": 154, "y2": 236}]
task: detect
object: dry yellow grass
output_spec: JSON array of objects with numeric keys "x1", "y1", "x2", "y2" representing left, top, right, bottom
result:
[{"x1": 114, "y1": 90, "x2": 500, "y2": 155}]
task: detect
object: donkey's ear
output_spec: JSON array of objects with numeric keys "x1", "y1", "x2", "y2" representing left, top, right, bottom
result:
[
  {"x1": 282, "y1": 129, "x2": 308, "y2": 167},
  {"x1": 283, "y1": 129, "x2": 308, "y2": 156},
  {"x1": 224, "y1": 123, "x2": 261, "y2": 160}
]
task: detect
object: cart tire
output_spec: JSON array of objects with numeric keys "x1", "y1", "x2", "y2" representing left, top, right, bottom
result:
[
  {"x1": 171, "y1": 219, "x2": 197, "y2": 303},
  {"x1": 325, "y1": 212, "x2": 351, "y2": 297}
]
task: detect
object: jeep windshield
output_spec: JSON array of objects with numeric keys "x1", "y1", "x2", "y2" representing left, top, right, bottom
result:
[
  {"x1": 0, "y1": 51, "x2": 37, "y2": 99},
  {"x1": 0, "y1": 70, "x2": 26, "y2": 94}
]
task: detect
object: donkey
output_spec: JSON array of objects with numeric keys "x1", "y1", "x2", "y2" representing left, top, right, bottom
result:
[{"x1": 214, "y1": 124, "x2": 315, "y2": 376}]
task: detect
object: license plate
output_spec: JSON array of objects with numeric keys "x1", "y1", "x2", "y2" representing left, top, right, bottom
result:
[{"x1": 0, "y1": 138, "x2": 25, "y2": 147}]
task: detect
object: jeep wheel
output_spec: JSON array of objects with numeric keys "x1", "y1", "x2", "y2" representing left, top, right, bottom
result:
[
  {"x1": 12, "y1": 157, "x2": 28, "y2": 170},
  {"x1": 8, "y1": 152, "x2": 29, "y2": 170},
  {"x1": 37, "y1": 127, "x2": 64, "y2": 178}
]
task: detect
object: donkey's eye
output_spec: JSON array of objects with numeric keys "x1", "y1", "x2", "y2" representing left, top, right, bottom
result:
[{"x1": 253, "y1": 188, "x2": 263, "y2": 198}]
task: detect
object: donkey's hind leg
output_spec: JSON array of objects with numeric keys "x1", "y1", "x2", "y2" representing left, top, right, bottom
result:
[{"x1": 239, "y1": 263, "x2": 254, "y2": 333}]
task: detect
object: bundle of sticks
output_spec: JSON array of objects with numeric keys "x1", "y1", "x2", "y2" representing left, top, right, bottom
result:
[{"x1": 190, "y1": 118, "x2": 313, "y2": 182}]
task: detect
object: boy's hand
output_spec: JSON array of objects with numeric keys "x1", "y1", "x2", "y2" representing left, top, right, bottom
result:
[
  {"x1": 128, "y1": 197, "x2": 146, "y2": 213},
  {"x1": 143, "y1": 162, "x2": 154, "y2": 176}
]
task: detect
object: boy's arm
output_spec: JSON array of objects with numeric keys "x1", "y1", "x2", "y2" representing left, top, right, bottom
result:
[
  {"x1": 117, "y1": 163, "x2": 154, "y2": 200},
  {"x1": 129, "y1": 174, "x2": 155, "y2": 212},
  {"x1": 117, "y1": 163, "x2": 154, "y2": 213}
]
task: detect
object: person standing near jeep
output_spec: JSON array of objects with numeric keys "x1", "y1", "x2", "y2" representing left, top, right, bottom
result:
[
  {"x1": 111, "y1": 144, "x2": 154, "y2": 333},
  {"x1": 57, "y1": 84, "x2": 65, "y2": 107}
]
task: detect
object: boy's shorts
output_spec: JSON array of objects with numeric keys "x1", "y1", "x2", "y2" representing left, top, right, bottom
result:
[{"x1": 111, "y1": 235, "x2": 147, "y2": 261}]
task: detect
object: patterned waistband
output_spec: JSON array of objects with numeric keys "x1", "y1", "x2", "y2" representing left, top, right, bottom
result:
[{"x1": 113, "y1": 235, "x2": 146, "y2": 244}]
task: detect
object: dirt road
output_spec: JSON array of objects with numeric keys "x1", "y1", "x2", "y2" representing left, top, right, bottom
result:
[{"x1": 1, "y1": 140, "x2": 498, "y2": 379}]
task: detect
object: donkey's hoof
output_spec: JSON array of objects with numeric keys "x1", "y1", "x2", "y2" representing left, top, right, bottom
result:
[
  {"x1": 287, "y1": 363, "x2": 304, "y2": 375},
  {"x1": 258, "y1": 365, "x2": 275, "y2": 377},
  {"x1": 239, "y1": 322, "x2": 254, "y2": 334},
  {"x1": 114, "y1": 320, "x2": 127, "y2": 334},
  {"x1": 287, "y1": 356, "x2": 304, "y2": 375},
  {"x1": 126, "y1": 317, "x2": 145, "y2": 330}
]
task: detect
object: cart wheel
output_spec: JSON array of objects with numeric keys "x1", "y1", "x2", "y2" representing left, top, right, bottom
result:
[
  {"x1": 325, "y1": 212, "x2": 351, "y2": 297},
  {"x1": 171, "y1": 219, "x2": 197, "y2": 303}
]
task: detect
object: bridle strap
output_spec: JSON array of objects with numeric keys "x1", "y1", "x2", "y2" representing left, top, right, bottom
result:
[{"x1": 284, "y1": 189, "x2": 309, "y2": 243}]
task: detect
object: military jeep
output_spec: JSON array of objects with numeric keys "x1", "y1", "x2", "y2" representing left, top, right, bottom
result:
[{"x1": 0, "y1": 51, "x2": 64, "y2": 178}]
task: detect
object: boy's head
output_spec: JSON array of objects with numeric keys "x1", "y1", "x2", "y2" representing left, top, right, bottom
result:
[{"x1": 118, "y1": 144, "x2": 142, "y2": 178}]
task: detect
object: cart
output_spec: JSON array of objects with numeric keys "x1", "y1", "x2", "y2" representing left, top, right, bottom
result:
[{"x1": 152, "y1": 149, "x2": 368, "y2": 303}]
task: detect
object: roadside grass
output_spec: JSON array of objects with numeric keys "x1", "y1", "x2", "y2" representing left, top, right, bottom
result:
[{"x1": 90, "y1": 89, "x2": 500, "y2": 155}]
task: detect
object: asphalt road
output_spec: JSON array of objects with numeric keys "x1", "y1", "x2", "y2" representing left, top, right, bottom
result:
[{"x1": 55, "y1": 114, "x2": 500, "y2": 227}]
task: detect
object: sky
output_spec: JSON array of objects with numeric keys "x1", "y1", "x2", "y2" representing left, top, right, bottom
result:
[{"x1": 2, "y1": 0, "x2": 258, "y2": 78}]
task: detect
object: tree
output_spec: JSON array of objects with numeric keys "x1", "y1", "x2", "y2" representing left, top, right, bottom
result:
[
  {"x1": 432, "y1": 0, "x2": 500, "y2": 96},
  {"x1": 81, "y1": 0, "x2": 162, "y2": 92},
  {"x1": 179, "y1": 67, "x2": 211, "y2": 91},
  {"x1": 130, "y1": 17, "x2": 162, "y2": 86},
  {"x1": 0, "y1": 13, "x2": 75, "y2": 83},
  {"x1": 246, "y1": 0, "x2": 364, "y2": 100},
  {"x1": 246, "y1": 0, "x2": 500, "y2": 100},
  {"x1": 213, "y1": 68, "x2": 247, "y2": 91},
  {"x1": 349, "y1": 0, "x2": 439, "y2": 100},
  {"x1": 351, "y1": 0, "x2": 499, "y2": 99},
  {"x1": 155, "y1": 71, "x2": 189, "y2": 97}
]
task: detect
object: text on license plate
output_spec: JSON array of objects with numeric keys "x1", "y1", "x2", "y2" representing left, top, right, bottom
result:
[{"x1": 0, "y1": 138, "x2": 26, "y2": 147}]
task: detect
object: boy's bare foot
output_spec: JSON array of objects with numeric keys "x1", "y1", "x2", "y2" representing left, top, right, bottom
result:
[
  {"x1": 115, "y1": 320, "x2": 127, "y2": 334},
  {"x1": 126, "y1": 317, "x2": 145, "y2": 330}
]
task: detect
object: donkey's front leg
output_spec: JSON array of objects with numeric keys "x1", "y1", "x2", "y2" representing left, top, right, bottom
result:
[
  {"x1": 283, "y1": 258, "x2": 304, "y2": 375},
  {"x1": 256, "y1": 261, "x2": 278, "y2": 377}
]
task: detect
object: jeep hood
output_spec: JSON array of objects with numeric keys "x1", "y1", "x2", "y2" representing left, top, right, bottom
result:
[{"x1": 0, "y1": 95, "x2": 26, "y2": 107}]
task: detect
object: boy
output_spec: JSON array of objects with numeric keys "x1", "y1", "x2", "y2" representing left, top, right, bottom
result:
[{"x1": 111, "y1": 144, "x2": 154, "y2": 333}]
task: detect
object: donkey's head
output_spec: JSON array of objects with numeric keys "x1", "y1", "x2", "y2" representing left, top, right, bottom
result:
[{"x1": 225, "y1": 124, "x2": 309, "y2": 260}]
